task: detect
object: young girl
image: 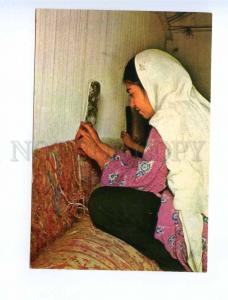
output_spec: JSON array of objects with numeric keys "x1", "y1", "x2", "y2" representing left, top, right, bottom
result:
[{"x1": 76, "y1": 49, "x2": 209, "y2": 272}]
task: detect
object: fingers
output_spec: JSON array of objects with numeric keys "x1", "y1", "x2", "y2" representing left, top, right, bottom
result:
[
  {"x1": 78, "y1": 133, "x2": 94, "y2": 148},
  {"x1": 75, "y1": 130, "x2": 81, "y2": 140},
  {"x1": 80, "y1": 122, "x2": 101, "y2": 144},
  {"x1": 80, "y1": 121, "x2": 93, "y2": 129},
  {"x1": 75, "y1": 127, "x2": 90, "y2": 141},
  {"x1": 81, "y1": 122, "x2": 94, "y2": 135},
  {"x1": 75, "y1": 122, "x2": 99, "y2": 159},
  {"x1": 120, "y1": 131, "x2": 126, "y2": 138},
  {"x1": 120, "y1": 131, "x2": 130, "y2": 139},
  {"x1": 75, "y1": 124, "x2": 85, "y2": 140},
  {"x1": 78, "y1": 135, "x2": 89, "y2": 152},
  {"x1": 81, "y1": 122, "x2": 97, "y2": 136},
  {"x1": 75, "y1": 122, "x2": 91, "y2": 139},
  {"x1": 78, "y1": 135, "x2": 98, "y2": 160}
]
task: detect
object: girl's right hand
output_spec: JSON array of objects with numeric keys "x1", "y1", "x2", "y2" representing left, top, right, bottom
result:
[{"x1": 75, "y1": 122, "x2": 101, "y2": 145}]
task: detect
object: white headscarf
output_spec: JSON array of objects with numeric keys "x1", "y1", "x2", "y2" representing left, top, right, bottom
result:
[{"x1": 135, "y1": 49, "x2": 210, "y2": 272}]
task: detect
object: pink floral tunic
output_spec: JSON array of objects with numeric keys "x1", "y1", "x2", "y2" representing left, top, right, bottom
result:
[{"x1": 101, "y1": 128, "x2": 208, "y2": 272}]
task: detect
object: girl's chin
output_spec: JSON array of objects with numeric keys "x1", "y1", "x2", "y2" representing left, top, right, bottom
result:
[
  {"x1": 136, "y1": 110, "x2": 150, "y2": 119},
  {"x1": 139, "y1": 111, "x2": 147, "y2": 119}
]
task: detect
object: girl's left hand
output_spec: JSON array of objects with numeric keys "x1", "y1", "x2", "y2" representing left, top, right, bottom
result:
[{"x1": 121, "y1": 131, "x2": 135, "y2": 149}]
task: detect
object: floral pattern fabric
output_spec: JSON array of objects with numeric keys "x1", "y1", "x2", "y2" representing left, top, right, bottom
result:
[
  {"x1": 31, "y1": 140, "x2": 100, "y2": 261},
  {"x1": 101, "y1": 128, "x2": 208, "y2": 272},
  {"x1": 31, "y1": 139, "x2": 161, "y2": 271},
  {"x1": 102, "y1": 128, "x2": 168, "y2": 195},
  {"x1": 31, "y1": 216, "x2": 160, "y2": 271}
]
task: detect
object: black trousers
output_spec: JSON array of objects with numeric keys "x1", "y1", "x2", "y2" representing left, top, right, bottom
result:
[{"x1": 88, "y1": 186, "x2": 185, "y2": 271}]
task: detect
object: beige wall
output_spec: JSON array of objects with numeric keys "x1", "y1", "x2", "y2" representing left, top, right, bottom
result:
[
  {"x1": 33, "y1": 9, "x2": 165, "y2": 148},
  {"x1": 33, "y1": 10, "x2": 212, "y2": 149},
  {"x1": 165, "y1": 12, "x2": 212, "y2": 100}
]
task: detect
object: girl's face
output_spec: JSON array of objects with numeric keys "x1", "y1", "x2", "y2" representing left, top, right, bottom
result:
[{"x1": 126, "y1": 82, "x2": 154, "y2": 119}]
